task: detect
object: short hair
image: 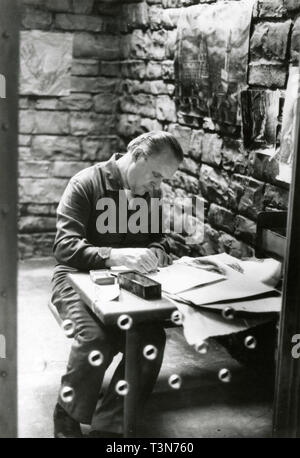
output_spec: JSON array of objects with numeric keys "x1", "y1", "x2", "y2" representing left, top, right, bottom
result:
[{"x1": 127, "y1": 131, "x2": 184, "y2": 163}]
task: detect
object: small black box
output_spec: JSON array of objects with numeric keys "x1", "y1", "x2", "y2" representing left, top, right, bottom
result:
[{"x1": 118, "y1": 271, "x2": 161, "y2": 300}]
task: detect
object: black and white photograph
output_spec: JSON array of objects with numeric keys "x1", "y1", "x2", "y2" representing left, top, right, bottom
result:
[{"x1": 1, "y1": 0, "x2": 300, "y2": 443}]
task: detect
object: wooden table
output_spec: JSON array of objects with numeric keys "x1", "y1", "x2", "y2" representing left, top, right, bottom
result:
[{"x1": 68, "y1": 272, "x2": 177, "y2": 438}]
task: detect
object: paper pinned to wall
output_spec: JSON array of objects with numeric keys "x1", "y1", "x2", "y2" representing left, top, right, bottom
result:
[
  {"x1": 20, "y1": 31, "x2": 73, "y2": 96},
  {"x1": 275, "y1": 66, "x2": 300, "y2": 184},
  {"x1": 174, "y1": 0, "x2": 255, "y2": 132}
]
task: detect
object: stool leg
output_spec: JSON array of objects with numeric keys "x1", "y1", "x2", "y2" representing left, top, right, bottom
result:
[{"x1": 124, "y1": 325, "x2": 142, "y2": 438}]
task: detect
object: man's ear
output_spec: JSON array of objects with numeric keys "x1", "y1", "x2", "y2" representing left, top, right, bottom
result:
[{"x1": 133, "y1": 147, "x2": 147, "y2": 162}]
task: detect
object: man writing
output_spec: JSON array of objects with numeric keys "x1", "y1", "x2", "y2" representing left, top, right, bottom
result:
[{"x1": 51, "y1": 131, "x2": 184, "y2": 438}]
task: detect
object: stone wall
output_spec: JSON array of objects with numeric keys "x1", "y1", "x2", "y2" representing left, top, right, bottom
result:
[
  {"x1": 18, "y1": 0, "x2": 300, "y2": 259},
  {"x1": 116, "y1": 0, "x2": 299, "y2": 259}
]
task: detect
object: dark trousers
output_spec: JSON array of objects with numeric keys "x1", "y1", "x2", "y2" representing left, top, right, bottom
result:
[{"x1": 51, "y1": 269, "x2": 166, "y2": 433}]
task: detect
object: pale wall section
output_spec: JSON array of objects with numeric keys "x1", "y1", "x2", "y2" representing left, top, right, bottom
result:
[{"x1": 18, "y1": 0, "x2": 122, "y2": 259}]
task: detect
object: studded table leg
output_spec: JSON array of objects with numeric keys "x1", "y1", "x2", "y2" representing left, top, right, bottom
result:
[{"x1": 123, "y1": 325, "x2": 143, "y2": 438}]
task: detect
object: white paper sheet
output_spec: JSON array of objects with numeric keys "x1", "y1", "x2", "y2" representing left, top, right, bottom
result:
[
  {"x1": 176, "y1": 303, "x2": 273, "y2": 346},
  {"x1": 148, "y1": 263, "x2": 225, "y2": 295},
  {"x1": 178, "y1": 269, "x2": 275, "y2": 305}
]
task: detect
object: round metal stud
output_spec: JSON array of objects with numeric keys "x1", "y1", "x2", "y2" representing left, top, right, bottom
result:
[
  {"x1": 171, "y1": 310, "x2": 183, "y2": 325},
  {"x1": 115, "y1": 380, "x2": 129, "y2": 396},
  {"x1": 194, "y1": 341, "x2": 208, "y2": 355},
  {"x1": 143, "y1": 345, "x2": 158, "y2": 361},
  {"x1": 117, "y1": 314, "x2": 133, "y2": 331},
  {"x1": 218, "y1": 368, "x2": 231, "y2": 383},
  {"x1": 60, "y1": 386, "x2": 74, "y2": 403},
  {"x1": 88, "y1": 350, "x2": 104, "y2": 367},
  {"x1": 168, "y1": 374, "x2": 182, "y2": 390},
  {"x1": 62, "y1": 319, "x2": 76, "y2": 337},
  {"x1": 222, "y1": 307, "x2": 235, "y2": 320},
  {"x1": 244, "y1": 335, "x2": 257, "y2": 350}
]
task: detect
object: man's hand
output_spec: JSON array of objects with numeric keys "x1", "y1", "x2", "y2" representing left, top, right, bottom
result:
[
  {"x1": 105, "y1": 248, "x2": 158, "y2": 274},
  {"x1": 150, "y1": 247, "x2": 173, "y2": 267}
]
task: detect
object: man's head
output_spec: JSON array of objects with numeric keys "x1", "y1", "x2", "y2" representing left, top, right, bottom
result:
[{"x1": 124, "y1": 131, "x2": 184, "y2": 196}]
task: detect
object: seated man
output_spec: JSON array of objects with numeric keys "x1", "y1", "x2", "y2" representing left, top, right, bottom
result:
[{"x1": 51, "y1": 131, "x2": 184, "y2": 438}]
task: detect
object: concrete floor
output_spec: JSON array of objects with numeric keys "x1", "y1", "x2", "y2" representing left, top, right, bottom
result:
[{"x1": 18, "y1": 258, "x2": 274, "y2": 438}]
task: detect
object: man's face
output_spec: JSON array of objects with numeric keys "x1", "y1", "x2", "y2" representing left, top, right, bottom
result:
[{"x1": 127, "y1": 147, "x2": 180, "y2": 196}]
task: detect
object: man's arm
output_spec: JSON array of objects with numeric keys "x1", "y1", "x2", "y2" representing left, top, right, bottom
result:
[
  {"x1": 53, "y1": 178, "x2": 107, "y2": 270},
  {"x1": 147, "y1": 189, "x2": 172, "y2": 266}
]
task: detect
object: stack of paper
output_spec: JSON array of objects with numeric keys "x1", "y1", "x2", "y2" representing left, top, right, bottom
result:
[{"x1": 159, "y1": 254, "x2": 282, "y2": 345}]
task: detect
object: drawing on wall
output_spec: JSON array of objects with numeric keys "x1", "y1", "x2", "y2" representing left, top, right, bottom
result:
[
  {"x1": 241, "y1": 89, "x2": 281, "y2": 150},
  {"x1": 274, "y1": 66, "x2": 300, "y2": 184},
  {"x1": 20, "y1": 31, "x2": 73, "y2": 96},
  {"x1": 174, "y1": 0, "x2": 255, "y2": 133}
]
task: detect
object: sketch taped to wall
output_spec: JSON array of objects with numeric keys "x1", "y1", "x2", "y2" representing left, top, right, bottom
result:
[
  {"x1": 20, "y1": 31, "x2": 73, "y2": 96},
  {"x1": 275, "y1": 66, "x2": 300, "y2": 184},
  {"x1": 174, "y1": 0, "x2": 255, "y2": 133}
]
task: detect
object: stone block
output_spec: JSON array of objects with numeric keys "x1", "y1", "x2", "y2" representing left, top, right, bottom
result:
[
  {"x1": 248, "y1": 63, "x2": 287, "y2": 88},
  {"x1": 18, "y1": 233, "x2": 55, "y2": 259},
  {"x1": 72, "y1": 59, "x2": 99, "y2": 76},
  {"x1": 222, "y1": 138, "x2": 247, "y2": 173},
  {"x1": 169, "y1": 170, "x2": 199, "y2": 193},
  {"x1": 74, "y1": 33, "x2": 120, "y2": 60},
  {"x1": 179, "y1": 156, "x2": 199, "y2": 176},
  {"x1": 156, "y1": 95, "x2": 177, "y2": 122},
  {"x1": 19, "y1": 110, "x2": 70, "y2": 134},
  {"x1": 70, "y1": 112, "x2": 115, "y2": 135},
  {"x1": 94, "y1": 93, "x2": 118, "y2": 113},
  {"x1": 167, "y1": 123, "x2": 192, "y2": 155},
  {"x1": 52, "y1": 161, "x2": 92, "y2": 178},
  {"x1": 237, "y1": 176, "x2": 265, "y2": 219},
  {"x1": 18, "y1": 216, "x2": 56, "y2": 233},
  {"x1": 81, "y1": 136, "x2": 119, "y2": 161},
  {"x1": 21, "y1": 6, "x2": 52, "y2": 29},
  {"x1": 234, "y1": 215, "x2": 257, "y2": 245},
  {"x1": 19, "y1": 161, "x2": 52, "y2": 178},
  {"x1": 19, "y1": 178, "x2": 69, "y2": 203},
  {"x1": 71, "y1": 0, "x2": 94, "y2": 14},
  {"x1": 189, "y1": 130, "x2": 203, "y2": 161},
  {"x1": 35, "y1": 94, "x2": 93, "y2": 111},
  {"x1": 122, "y1": 3, "x2": 149, "y2": 30},
  {"x1": 71, "y1": 76, "x2": 119, "y2": 93},
  {"x1": 161, "y1": 7, "x2": 181, "y2": 29},
  {"x1": 218, "y1": 232, "x2": 254, "y2": 259},
  {"x1": 208, "y1": 204, "x2": 235, "y2": 234},
  {"x1": 253, "y1": 0, "x2": 287, "y2": 18},
  {"x1": 247, "y1": 150, "x2": 279, "y2": 183},
  {"x1": 120, "y1": 94, "x2": 157, "y2": 118},
  {"x1": 201, "y1": 133, "x2": 222, "y2": 166},
  {"x1": 291, "y1": 17, "x2": 300, "y2": 64},
  {"x1": 31, "y1": 135, "x2": 81, "y2": 160},
  {"x1": 55, "y1": 13, "x2": 118, "y2": 33},
  {"x1": 199, "y1": 165, "x2": 230, "y2": 206},
  {"x1": 45, "y1": 0, "x2": 72, "y2": 12},
  {"x1": 264, "y1": 184, "x2": 289, "y2": 209},
  {"x1": 250, "y1": 21, "x2": 291, "y2": 62},
  {"x1": 121, "y1": 60, "x2": 147, "y2": 79},
  {"x1": 19, "y1": 135, "x2": 31, "y2": 147},
  {"x1": 98, "y1": 61, "x2": 120, "y2": 77}
]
